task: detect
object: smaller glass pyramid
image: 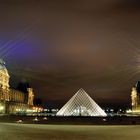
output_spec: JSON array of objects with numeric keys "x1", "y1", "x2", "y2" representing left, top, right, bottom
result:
[{"x1": 56, "y1": 88, "x2": 107, "y2": 116}]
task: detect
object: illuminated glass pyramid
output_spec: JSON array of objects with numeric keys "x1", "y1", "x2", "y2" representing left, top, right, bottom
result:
[{"x1": 56, "y1": 88, "x2": 107, "y2": 116}]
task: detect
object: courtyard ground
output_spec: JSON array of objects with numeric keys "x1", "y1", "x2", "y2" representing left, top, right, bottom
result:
[{"x1": 0, "y1": 123, "x2": 140, "y2": 140}]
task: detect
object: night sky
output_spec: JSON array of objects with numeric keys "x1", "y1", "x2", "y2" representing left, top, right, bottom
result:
[{"x1": 0, "y1": 0, "x2": 140, "y2": 108}]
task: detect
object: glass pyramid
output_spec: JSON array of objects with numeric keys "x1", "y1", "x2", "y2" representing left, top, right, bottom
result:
[{"x1": 56, "y1": 88, "x2": 107, "y2": 116}]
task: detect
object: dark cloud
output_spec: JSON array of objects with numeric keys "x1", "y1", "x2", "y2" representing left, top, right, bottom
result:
[{"x1": 0, "y1": 0, "x2": 140, "y2": 107}]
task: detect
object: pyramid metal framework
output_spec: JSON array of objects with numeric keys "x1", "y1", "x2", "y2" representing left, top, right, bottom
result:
[{"x1": 56, "y1": 88, "x2": 107, "y2": 116}]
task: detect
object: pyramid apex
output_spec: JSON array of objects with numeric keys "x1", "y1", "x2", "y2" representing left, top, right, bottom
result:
[
  {"x1": 78, "y1": 88, "x2": 85, "y2": 91},
  {"x1": 76, "y1": 88, "x2": 86, "y2": 94}
]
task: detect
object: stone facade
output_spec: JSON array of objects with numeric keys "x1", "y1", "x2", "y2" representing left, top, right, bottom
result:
[
  {"x1": 131, "y1": 81, "x2": 140, "y2": 112},
  {"x1": 0, "y1": 60, "x2": 34, "y2": 114}
]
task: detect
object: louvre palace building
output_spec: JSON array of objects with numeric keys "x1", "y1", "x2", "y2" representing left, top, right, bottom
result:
[
  {"x1": 131, "y1": 81, "x2": 140, "y2": 113},
  {"x1": 0, "y1": 59, "x2": 34, "y2": 114}
]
